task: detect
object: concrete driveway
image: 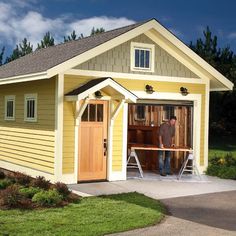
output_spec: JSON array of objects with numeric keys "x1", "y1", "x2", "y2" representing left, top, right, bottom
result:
[
  {"x1": 110, "y1": 191, "x2": 236, "y2": 236},
  {"x1": 69, "y1": 176, "x2": 236, "y2": 235}
]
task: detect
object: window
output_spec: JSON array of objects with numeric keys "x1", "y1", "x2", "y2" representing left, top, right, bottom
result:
[
  {"x1": 82, "y1": 104, "x2": 104, "y2": 122},
  {"x1": 24, "y1": 94, "x2": 37, "y2": 122},
  {"x1": 135, "y1": 105, "x2": 146, "y2": 121},
  {"x1": 5, "y1": 95, "x2": 15, "y2": 120},
  {"x1": 163, "y1": 106, "x2": 175, "y2": 120},
  {"x1": 131, "y1": 42, "x2": 155, "y2": 72}
]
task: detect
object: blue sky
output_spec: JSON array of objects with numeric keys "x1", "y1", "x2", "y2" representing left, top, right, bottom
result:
[{"x1": 1, "y1": 0, "x2": 236, "y2": 57}]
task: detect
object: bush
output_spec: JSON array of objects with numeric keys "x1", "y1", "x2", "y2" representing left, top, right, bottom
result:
[
  {"x1": 207, "y1": 153, "x2": 236, "y2": 180},
  {"x1": 0, "y1": 185, "x2": 23, "y2": 207},
  {"x1": 31, "y1": 176, "x2": 51, "y2": 190},
  {"x1": 32, "y1": 189, "x2": 62, "y2": 206},
  {"x1": 218, "y1": 166, "x2": 236, "y2": 180},
  {"x1": 12, "y1": 172, "x2": 31, "y2": 186},
  {"x1": 0, "y1": 179, "x2": 12, "y2": 190},
  {"x1": 54, "y1": 182, "x2": 71, "y2": 199},
  {"x1": 19, "y1": 187, "x2": 41, "y2": 199},
  {"x1": 0, "y1": 171, "x2": 5, "y2": 179}
]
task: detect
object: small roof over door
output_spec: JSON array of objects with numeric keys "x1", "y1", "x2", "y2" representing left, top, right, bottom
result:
[{"x1": 65, "y1": 77, "x2": 137, "y2": 102}]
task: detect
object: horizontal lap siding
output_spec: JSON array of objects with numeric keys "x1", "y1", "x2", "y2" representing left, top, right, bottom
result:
[
  {"x1": 112, "y1": 103, "x2": 123, "y2": 171},
  {"x1": 0, "y1": 79, "x2": 55, "y2": 174},
  {"x1": 63, "y1": 75, "x2": 92, "y2": 174}
]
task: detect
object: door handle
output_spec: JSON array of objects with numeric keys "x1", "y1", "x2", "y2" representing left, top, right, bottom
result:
[{"x1": 104, "y1": 139, "x2": 107, "y2": 156}]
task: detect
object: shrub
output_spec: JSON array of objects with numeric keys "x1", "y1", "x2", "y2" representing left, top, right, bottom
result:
[
  {"x1": 19, "y1": 187, "x2": 41, "y2": 199},
  {"x1": 12, "y1": 172, "x2": 31, "y2": 186},
  {"x1": 31, "y1": 176, "x2": 51, "y2": 190},
  {"x1": 0, "y1": 171, "x2": 5, "y2": 179},
  {"x1": 218, "y1": 166, "x2": 236, "y2": 180},
  {"x1": 54, "y1": 182, "x2": 71, "y2": 199},
  {"x1": 0, "y1": 179, "x2": 12, "y2": 190},
  {"x1": 32, "y1": 189, "x2": 62, "y2": 206},
  {"x1": 0, "y1": 185, "x2": 23, "y2": 207},
  {"x1": 206, "y1": 165, "x2": 221, "y2": 176},
  {"x1": 224, "y1": 153, "x2": 236, "y2": 167}
]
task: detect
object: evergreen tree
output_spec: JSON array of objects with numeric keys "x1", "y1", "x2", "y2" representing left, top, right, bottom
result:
[
  {"x1": 64, "y1": 30, "x2": 84, "y2": 42},
  {"x1": 190, "y1": 27, "x2": 236, "y2": 135},
  {"x1": 37, "y1": 32, "x2": 55, "y2": 49},
  {"x1": 5, "y1": 38, "x2": 33, "y2": 63},
  {"x1": 90, "y1": 27, "x2": 105, "y2": 36},
  {"x1": 0, "y1": 46, "x2": 5, "y2": 66}
]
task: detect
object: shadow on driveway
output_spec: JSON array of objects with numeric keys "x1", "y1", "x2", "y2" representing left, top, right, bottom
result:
[{"x1": 161, "y1": 190, "x2": 236, "y2": 231}]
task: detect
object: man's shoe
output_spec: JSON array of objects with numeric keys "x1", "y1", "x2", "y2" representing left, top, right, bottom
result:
[{"x1": 160, "y1": 173, "x2": 166, "y2": 176}]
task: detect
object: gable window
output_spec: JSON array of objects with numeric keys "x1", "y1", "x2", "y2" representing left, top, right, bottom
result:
[
  {"x1": 24, "y1": 94, "x2": 37, "y2": 122},
  {"x1": 5, "y1": 95, "x2": 15, "y2": 121},
  {"x1": 131, "y1": 42, "x2": 155, "y2": 72}
]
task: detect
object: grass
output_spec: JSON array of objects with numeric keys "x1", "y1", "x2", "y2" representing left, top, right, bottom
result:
[
  {"x1": 0, "y1": 192, "x2": 165, "y2": 236},
  {"x1": 209, "y1": 135, "x2": 236, "y2": 159}
]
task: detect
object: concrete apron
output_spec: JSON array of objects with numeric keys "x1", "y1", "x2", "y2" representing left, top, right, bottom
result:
[{"x1": 68, "y1": 175, "x2": 236, "y2": 200}]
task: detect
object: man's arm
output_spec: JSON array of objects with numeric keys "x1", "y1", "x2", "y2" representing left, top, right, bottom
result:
[{"x1": 159, "y1": 135, "x2": 164, "y2": 148}]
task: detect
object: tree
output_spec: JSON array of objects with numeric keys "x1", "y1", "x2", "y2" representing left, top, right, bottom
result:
[
  {"x1": 5, "y1": 38, "x2": 33, "y2": 63},
  {"x1": 0, "y1": 46, "x2": 5, "y2": 66},
  {"x1": 90, "y1": 27, "x2": 105, "y2": 36},
  {"x1": 64, "y1": 30, "x2": 84, "y2": 42},
  {"x1": 37, "y1": 32, "x2": 55, "y2": 49},
  {"x1": 190, "y1": 27, "x2": 236, "y2": 135}
]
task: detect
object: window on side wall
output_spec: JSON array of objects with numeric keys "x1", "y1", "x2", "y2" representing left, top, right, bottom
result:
[
  {"x1": 135, "y1": 105, "x2": 146, "y2": 121},
  {"x1": 131, "y1": 42, "x2": 155, "y2": 72},
  {"x1": 24, "y1": 94, "x2": 37, "y2": 122},
  {"x1": 5, "y1": 95, "x2": 15, "y2": 121}
]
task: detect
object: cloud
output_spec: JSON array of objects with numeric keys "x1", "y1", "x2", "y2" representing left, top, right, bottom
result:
[
  {"x1": 228, "y1": 32, "x2": 236, "y2": 40},
  {"x1": 0, "y1": 1, "x2": 135, "y2": 49}
]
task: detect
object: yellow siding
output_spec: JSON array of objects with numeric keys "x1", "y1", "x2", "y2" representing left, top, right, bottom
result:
[
  {"x1": 62, "y1": 75, "x2": 206, "y2": 173},
  {"x1": 63, "y1": 75, "x2": 92, "y2": 174},
  {"x1": 112, "y1": 103, "x2": 123, "y2": 171},
  {"x1": 0, "y1": 79, "x2": 56, "y2": 174},
  {"x1": 114, "y1": 79, "x2": 206, "y2": 167},
  {"x1": 76, "y1": 34, "x2": 198, "y2": 78}
]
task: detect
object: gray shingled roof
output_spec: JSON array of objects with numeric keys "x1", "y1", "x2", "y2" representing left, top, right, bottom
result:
[{"x1": 0, "y1": 20, "x2": 150, "y2": 79}]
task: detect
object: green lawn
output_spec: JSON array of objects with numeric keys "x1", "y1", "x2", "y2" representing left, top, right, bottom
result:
[
  {"x1": 209, "y1": 135, "x2": 236, "y2": 159},
  {"x1": 0, "y1": 192, "x2": 165, "y2": 236}
]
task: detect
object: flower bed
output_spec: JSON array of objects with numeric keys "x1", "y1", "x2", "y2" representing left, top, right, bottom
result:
[{"x1": 0, "y1": 170, "x2": 80, "y2": 209}]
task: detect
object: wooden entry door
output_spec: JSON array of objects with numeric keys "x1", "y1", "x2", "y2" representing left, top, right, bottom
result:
[{"x1": 78, "y1": 100, "x2": 108, "y2": 181}]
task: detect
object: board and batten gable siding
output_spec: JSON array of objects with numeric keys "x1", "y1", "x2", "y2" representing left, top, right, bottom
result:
[
  {"x1": 75, "y1": 34, "x2": 199, "y2": 78},
  {"x1": 0, "y1": 78, "x2": 56, "y2": 174}
]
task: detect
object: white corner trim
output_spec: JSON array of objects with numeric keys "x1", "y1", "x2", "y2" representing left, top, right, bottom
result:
[
  {"x1": 0, "y1": 72, "x2": 48, "y2": 85},
  {"x1": 54, "y1": 74, "x2": 64, "y2": 181}
]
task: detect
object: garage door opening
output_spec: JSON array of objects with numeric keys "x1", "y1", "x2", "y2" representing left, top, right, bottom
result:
[{"x1": 127, "y1": 100, "x2": 193, "y2": 176}]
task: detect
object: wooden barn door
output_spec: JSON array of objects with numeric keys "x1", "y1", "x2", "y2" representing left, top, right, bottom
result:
[{"x1": 78, "y1": 100, "x2": 108, "y2": 181}]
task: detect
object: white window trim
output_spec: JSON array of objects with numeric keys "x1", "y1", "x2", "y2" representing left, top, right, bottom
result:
[
  {"x1": 4, "y1": 95, "x2": 15, "y2": 121},
  {"x1": 130, "y1": 42, "x2": 155, "y2": 73},
  {"x1": 24, "y1": 93, "x2": 38, "y2": 122}
]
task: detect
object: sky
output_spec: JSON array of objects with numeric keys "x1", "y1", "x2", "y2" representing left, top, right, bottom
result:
[{"x1": 1, "y1": 0, "x2": 236, "y2": 58}]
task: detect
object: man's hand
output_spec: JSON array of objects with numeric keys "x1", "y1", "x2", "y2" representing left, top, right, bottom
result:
[
  {"x1": 171, "y1": 144, "x2": 176, "y2": 148},
  {"x1": 160, "y1": 143, "x2": 164, "y2": 148}
]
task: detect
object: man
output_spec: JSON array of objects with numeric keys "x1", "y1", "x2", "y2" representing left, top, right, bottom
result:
[{"x1": 158, "y1": 116, "x2": 177, "y2": 176}]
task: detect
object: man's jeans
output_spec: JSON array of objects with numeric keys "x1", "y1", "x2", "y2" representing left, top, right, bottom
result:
[{"x1": 158, "y1": 150, "x2": 171, "y2": 174}]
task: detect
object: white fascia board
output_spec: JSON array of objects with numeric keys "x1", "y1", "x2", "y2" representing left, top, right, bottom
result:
[
  {"x1": 150, "y1": 22, "x2": 234, "y2": 90},
  {"x1": 65, "y1": 78, "x2": 137, "y2": 103},
  {"x1": 0, "y1": 71, "x2": 48, "y2": 85}
]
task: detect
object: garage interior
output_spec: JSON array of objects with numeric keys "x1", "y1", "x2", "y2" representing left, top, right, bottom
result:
[{"x1": 127, "y1": 100, "x2": 194, "y2": 176}]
